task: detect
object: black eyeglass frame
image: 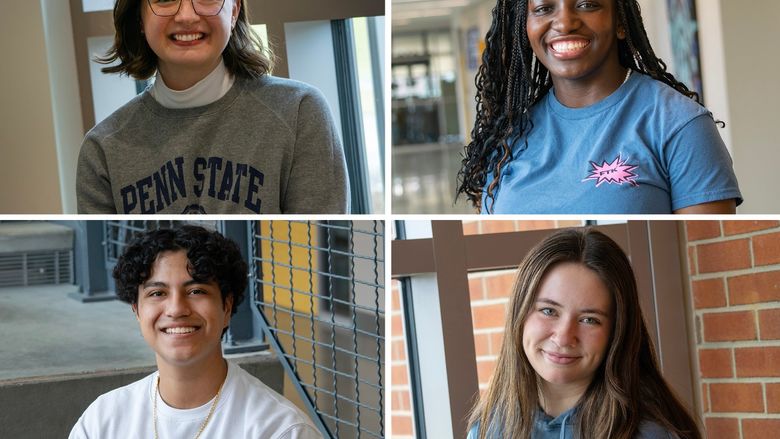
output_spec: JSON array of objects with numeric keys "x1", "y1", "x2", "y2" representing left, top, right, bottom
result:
[{"x1": 146, "y1": 0, "x2": 227, "y2": 17}]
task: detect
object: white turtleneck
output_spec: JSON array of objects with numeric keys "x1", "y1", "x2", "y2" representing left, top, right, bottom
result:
[{"x1": 149, "y1": 60, "x2": 235, "y2": 109}]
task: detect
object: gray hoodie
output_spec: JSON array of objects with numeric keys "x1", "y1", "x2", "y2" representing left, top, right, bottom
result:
[{"x1": 467, "y1": 406, "x2": 678, "y2": 439}]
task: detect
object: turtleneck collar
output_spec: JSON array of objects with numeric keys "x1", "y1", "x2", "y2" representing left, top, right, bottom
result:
[{"x1": 150, "y1": 59, "x2": 235, "y2": 109}]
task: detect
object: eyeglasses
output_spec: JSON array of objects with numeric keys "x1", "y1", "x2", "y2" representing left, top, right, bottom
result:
[{"x1": 147, "y1": 0, "x2": 226, "y2": 17}]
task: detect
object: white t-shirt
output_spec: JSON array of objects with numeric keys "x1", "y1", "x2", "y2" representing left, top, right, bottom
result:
[{"x1": 69, "y1": 361, "x2": 323, "y2": 439}]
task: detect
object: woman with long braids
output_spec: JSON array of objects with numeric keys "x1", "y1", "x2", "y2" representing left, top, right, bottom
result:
[
  {"x1": 457, "y1": 0, "x2": 741, "y2": 214},
  {"x1": 468, "y1": 228, "x2": 702, "y2": 438}
]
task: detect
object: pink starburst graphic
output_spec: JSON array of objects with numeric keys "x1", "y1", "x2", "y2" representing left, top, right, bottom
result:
[{"x1": 582, "y1": 155, "x2": 639, "y2": 187}]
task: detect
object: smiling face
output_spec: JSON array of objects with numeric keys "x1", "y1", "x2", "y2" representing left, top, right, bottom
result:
[
  {"x1": 141, "y1": 0, "x2": 240, "y2": 87},
  {"x1": 526, "y1": 0, "x2": 625, "y2": 84},
  {"x1": 522, "y1": 262, "x2": 613, "y2": 393},
  {"x1": 133, "y1": 250, "x2": 232, "y2": 370}
]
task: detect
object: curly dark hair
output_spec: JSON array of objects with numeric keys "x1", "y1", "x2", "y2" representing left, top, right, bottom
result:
[
  {"x1": 96, "y1": 0, "x2": 273, "y2": 80},
  {"x1": 456, "y1": 0, "x2": 705, "y2": 213},
  {"x1": 112, "y1": 225, "x2": 247, "y2": 315}
]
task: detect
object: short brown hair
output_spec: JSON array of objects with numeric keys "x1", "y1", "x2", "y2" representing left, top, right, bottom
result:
[{"x1": 97, "y1": 0, "x2": 273, "y2": 80}]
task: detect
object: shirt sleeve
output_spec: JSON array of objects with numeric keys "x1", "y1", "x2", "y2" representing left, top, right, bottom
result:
[
  {"x1": 67, "y1": 414, "x2": 89, "y2": 439},
  {"x1": 276, "y1": 423, "x2": 324, "y2": 439},
  {"x1": 76, "y1": 134, "x2": 117, "y2": 214},
  {"x1": 665, "y1": 113, "x2": 743, "y2": 211},
  {"x1": 281, "y1": 88, "x2": 350, "y2": 214}
]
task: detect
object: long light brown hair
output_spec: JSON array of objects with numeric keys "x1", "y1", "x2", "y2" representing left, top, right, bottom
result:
[{"x1": 469, "y1": 228, "x2": 701, "y2": 439}]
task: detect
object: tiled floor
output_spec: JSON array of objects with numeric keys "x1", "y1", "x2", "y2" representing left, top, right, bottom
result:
[{"x1": 391, "y1": 142, "x2": 476, "y2": 214}]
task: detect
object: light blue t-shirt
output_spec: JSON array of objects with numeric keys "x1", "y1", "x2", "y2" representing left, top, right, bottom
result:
[
  {"x1": 467, "y1": 406, "x2": 678, "y2": 438},
  {"x1": 481, "y1": 72, "x2": 742, "y2": 214}
]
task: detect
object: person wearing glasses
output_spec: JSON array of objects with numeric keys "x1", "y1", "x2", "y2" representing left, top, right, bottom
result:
[
  {"x1": 69, "y1": 226, "x2": 323, "y2": 439},
  {"x1": 76, "y1": 0, "x2": 349, "y2": 214}
]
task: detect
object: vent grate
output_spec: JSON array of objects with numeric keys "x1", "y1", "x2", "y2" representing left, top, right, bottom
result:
[{"x1": 0, "y1": 250, "x2": 73, "y2": 287}]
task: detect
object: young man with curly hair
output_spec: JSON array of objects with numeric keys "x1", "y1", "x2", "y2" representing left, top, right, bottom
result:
[{"x1": 69, "y1": 225, "x2": 322, "y2": 439}]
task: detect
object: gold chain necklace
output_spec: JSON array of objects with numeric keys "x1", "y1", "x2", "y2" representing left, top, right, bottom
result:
[{"x1": 153, "y1": 374, "x2": 226, "y2": 439}]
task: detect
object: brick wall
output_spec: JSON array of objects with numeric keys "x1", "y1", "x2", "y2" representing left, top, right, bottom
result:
[
  {"x1": 686, "y1": 220, "x2": 780, "y2": 439},
  {"x1": 390, "y1": 220, "x2": 780, "y2": 438},
  {"x1": 391, "y1": 280, "x2": 414, "y2": 439}
]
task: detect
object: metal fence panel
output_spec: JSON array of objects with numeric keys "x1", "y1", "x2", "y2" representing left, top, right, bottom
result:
[{"x1": 250, "y1": 220, "x2": 385, "y2": 439}]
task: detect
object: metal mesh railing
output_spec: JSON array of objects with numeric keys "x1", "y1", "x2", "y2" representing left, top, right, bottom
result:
[
  {"x1": 104, "y1": 220, "x2": 220, "y2": 264},
  {"x1": 250, "y1": 220, "x2": 385, "y2": 439}
]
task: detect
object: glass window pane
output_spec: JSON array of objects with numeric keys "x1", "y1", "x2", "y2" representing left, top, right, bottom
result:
[
  {"x1": 82, "y1": 0, "x2": 114, "y2": 12},
  {"x1": 351, "y1": 17, "x2": 385, "y2": 214}
]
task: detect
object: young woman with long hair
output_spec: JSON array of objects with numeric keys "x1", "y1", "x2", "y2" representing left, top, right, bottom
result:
[
  {"x1": 77, "y1": 0, "x2": 348, "y2": 214},
  {"x1": 457, "y1": 0, "x2": 741, "y2": 214},
  {"x1": 468, "y1": 228, "x2": 701, "y2": 439}
]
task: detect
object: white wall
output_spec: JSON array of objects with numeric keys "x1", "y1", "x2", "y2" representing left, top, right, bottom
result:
[
  {"x1": 42, "y1": 0, "x2": 86, "y2": 214},
  {"x1": 0, "y1": 1, "x2": 63, "y2": 213},
  {"x1": 717, "y1": 0, "x2": 780, "y2": 213}
]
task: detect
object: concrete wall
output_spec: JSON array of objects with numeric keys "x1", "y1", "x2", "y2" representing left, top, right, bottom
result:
[
  {"x1": 0, "y1": 2, "x2": 63, "y2": 213},
  {"x1": 0, "y1": 355, "x2": 283, "y2": 439}
]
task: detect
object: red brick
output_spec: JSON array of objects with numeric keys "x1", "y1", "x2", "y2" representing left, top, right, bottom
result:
[
  {"x1": 702, "y1": 383, "x2": 709, "y2": 413},
  {"x1": 392, "y1": 390, "x2": 411, "y2": 411},
  {"x1": 481, "y1": 221, "x2": 519, "y2": 235},
  {"x1": 392, "y1": 364, "x2": 409, "y2": 386},
  {"x1": 728, "y1": 271, "x2": 780, "y2": 305},
  {"x1": 753, "y1": 231, "x2": 780, "y2": 266},
  {"x1": 699, "y1": 349, "x2": 733, "y2": 378},
  {"x1": 697, "y1": 239, "x2": 751, "y2": 273},
  {"x1": 735, "y1": 347, "x2": 780, "y2": 377},
  {"x1": 490, "y1": 332, "x2": 505, "y2": 356},
  {"x1": 469, "y1": 276, "x2": 485, "y2": 301},
  {"x1": 686, "y1": 221, "x2": 722, "y2": 241},
  {"x1": 391, "y1": 315, "x2": 404, "y2": 338},
  {"x1": 688, "y1": 246, "x2": 697, "y2": 275},
  {"x1": 702, "y1": 311, "x2": 757, "y2": 342},
  {"x1": 472, "y1": 303, "x2": 507, "y2": 330},
  {"x1": 692, "y1": 278, "x2": 727, "y2": 309},
  {"x1": 723, "y1": 220, "x2": 780, "y2": 236},
  {"x1": 392, "y1": 415, "x2": 413, "y2": 436},
  {"x1": 709, "y1": 383, "x2": 764, "y2": 412},
  {"x1": 516, "y1": 220, "x2": 556, "y2": 231},
  {"x1": 485, "y1": 272, "x2": 515, "y2": 299},
  {"x1": 767, "y1": 383, "x2": 780, "y2": 413},
  {"x1": 556, "y1": 220, "x2": 584, "y2": 228},
  {"x1": 477, "y1": 358, "x2": 497, "y2": 386},
  {"x1": 392, "y1": 340, "x2": 406, "y2": 362},
  {"x1": 759, "y1": 308, "x2": 780, "y2": 340},
  {"x1": 742, "y1": 419, "x2": 780, "y2": 439},
  {"x1": 463, "y1": 220, "x2": 480, "y2": 236},
  {"x1": 704, "y1": 417, "x2": 739, "y2": 439},
  {"x1": 391, "y1": 287, "x2": 401, "y2": 312},
  {"x1": 473, "y1": 333, "x2": 491, "y2": 357}
]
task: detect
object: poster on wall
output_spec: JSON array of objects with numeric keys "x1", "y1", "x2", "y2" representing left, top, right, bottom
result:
[
  {"x1": 466, "y1": 27, "x2": 480, "y2": 71},
  {"x1": 666, "y1": 0, "x2": 704, "y2": 101}
]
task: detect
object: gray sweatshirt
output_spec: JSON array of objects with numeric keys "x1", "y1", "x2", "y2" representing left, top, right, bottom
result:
[{"x1": 77, "y1": 75, "x2": 348, "y2": 214}]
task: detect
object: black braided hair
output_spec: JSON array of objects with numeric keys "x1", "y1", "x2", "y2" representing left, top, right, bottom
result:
[{"x1": 456, "y1": 0, "x2": 706, "y2": 213}]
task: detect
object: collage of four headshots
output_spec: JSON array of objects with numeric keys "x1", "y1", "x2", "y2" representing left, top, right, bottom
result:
[{"x1": 1, "y1": 1, "x2": 779, "y2": 439}]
